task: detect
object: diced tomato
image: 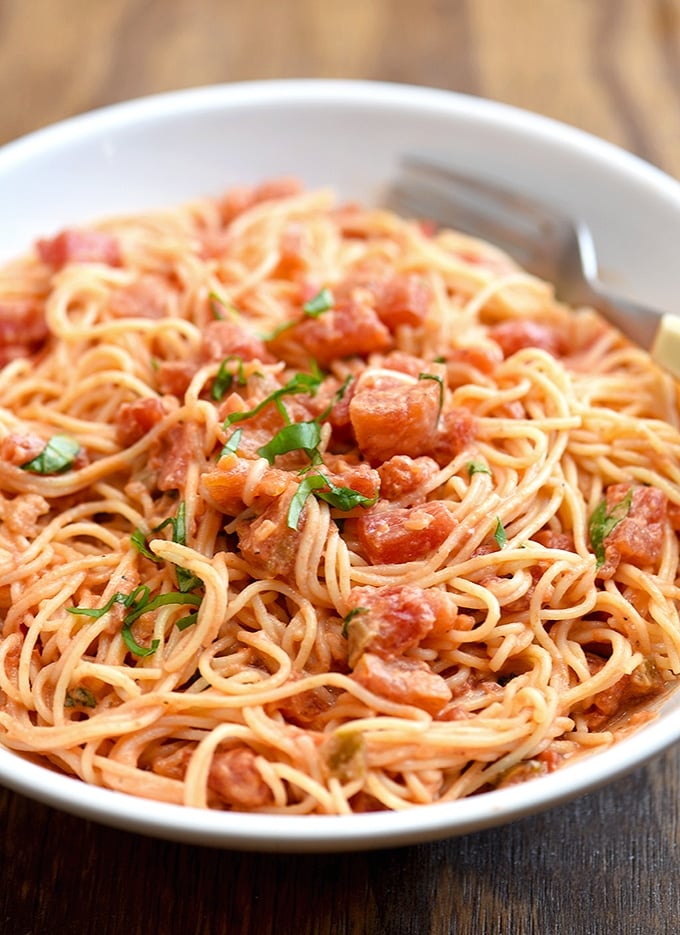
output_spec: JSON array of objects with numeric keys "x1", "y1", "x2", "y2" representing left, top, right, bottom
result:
[
  {"x1": 276, "y1": 683, "x2": 338, "y2": 729},
  {"x1": 155, "y1": 360, "x2": 198, "y2": 398},
  {"x1": 148, "y1": 423, "x2": 198, "y2": 491},
  {"x1": 346, "y1": 584, "x2": 438, "y2": 665},
  {"x1": 115, "y1": 397, "x2": 166, "y2": 447},
  {"x1": 322, "y1": 456, "x2": 380, "y2": 501},
  {"x1": 489, "y1": 320, "x2": 564, "y2": 358},
  {"x1": 201, "y1": 319, "x2": 273, "y2": 364},
  {"x1": 0, "y1": 432, "x2": 46, "y2": 466},
  {"x1": 599, "y1": 484, "x2": 667, "y2": 579},
  {"x1": 108, "y1": 275, "x2": 172, "y2": 319},
  {"x1": 218, "y1": 178, "x2": 303, "y2": 225},
  {"x1": 349, "y1": 376, "x2": 441, "y2": 463},
  {"x1": 373, "y1": 273, "x2": 431, "y2": 329},
  {"x1": 378, "y1": 455, "x2": 439, "y2": 503},
  {"x1": 357, "y1": 501, "x2": 456, "y2": 564},
  {"x1": 36, "y1": 229, "x2": 121, "y2": 269},
  {"x1": 430, "y1": 407, "x2": 477, "y2": 466},
  {"x1": 208, "y1": 747, "x2": 273, "y2": 808},
  {"x1": 202, "y1": 453, "x2": 290, "y2": 516},
  {"x1": 582, "y1": 655, "x2": 665, "y2": 728},
  {"x1": 236, "y1": 485, "x2": 302, "y2": 578},
  {"x1": 352, "y1": 652, "x2": 452, "y2": 715},
  {"x1": 290, "y1": 298, "x2": 391, "y2": 365},
  {"x1": 0, "y1": 299, "x2": 49, "y2": 365},
  {"x1": 534, "y1": 529, "x2": 575, "y2": 551}
]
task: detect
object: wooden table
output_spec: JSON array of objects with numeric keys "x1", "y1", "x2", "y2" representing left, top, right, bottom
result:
[{"x1": 1, "y1": 2, "x2": 680, "y2": 932}]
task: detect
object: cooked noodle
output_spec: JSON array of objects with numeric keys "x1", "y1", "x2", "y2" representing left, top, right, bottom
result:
[{"x1": 0, "y1": 178, "x2": 679, "y2": 814}]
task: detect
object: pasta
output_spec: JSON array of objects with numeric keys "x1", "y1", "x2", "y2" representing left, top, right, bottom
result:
[{"x1": 0, "y1": 177, "x2": 679, "y2": 815}]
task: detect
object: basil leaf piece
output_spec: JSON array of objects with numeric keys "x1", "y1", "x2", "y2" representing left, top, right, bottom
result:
[
  {"x1": 218, "y1": 428, "x2": 242, "y2": 461},
  {"x1": 341, "y1": 607, "x2": 368, "y2": 639},
  {"x1": 65, "y1": 686, "x2": 97, "y2": 709},
  {"x1": 287, "y1": 474, "x2": 329, "y2": 529},
  {"x1": 303, "y1": 287, "x2": 334, "y2": 317},
  {"x1": 20, "y1": 435, "x2": 80, "y2": 475},
  {"x1": 467, "y1": 460, "x2": 492, "y2": 478},
  {"x1": 589, "y1": 489, "x2": 633, "y2": 568},
  {"x1": 287, "y1": 471, "x2": 378, "y2": 530},
  {"x1": 418, "y1": 373, "x2": 444, "y2": 417},
  {"x1": 494, "y1": 517, "x2": 507, "y2": 548},
  {"x1": 130, "y1": 528, "x2": 160, "y2": 561},
  {"x1": 316, "y1": 483, "x2": 377, "y2": 512},
  {"x1": 212, "y1": 356, "x2": 246, "y2": 402},
  {"x1": 257, "y1": 421, "x2": 323, "y2": 465},
  {"x1": 223, "y1": 367, "x2": 324, "y2": 429}
]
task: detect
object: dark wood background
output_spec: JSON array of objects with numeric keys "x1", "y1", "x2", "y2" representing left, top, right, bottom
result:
[{"x1": 1, "y1": 1, "x2": 680, "y2": 932}]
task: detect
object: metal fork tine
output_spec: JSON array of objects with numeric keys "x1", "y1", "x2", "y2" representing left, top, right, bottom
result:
[
  {"x1": 400, "y1": 155, "x2": 565, "y2": 231},
  {"x1": 388, "y1": 170, "x2": 564, "y2": 281},
  {"x1": 385, "y1": 153, "x2": 670, "y2": 360}
]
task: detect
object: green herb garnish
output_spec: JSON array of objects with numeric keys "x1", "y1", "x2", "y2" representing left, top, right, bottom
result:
[
  {"x1": 218, "y1": 428, "x2": 243, "y2": 461},
  {"x1": 65, "y1": 687, "x2": 96, "y2": 709},
  {"x1": 212, "y1": 356, "x2": 247, "y2": 402},
  {"x1": 223, "y1": 366, "x2": 323, "y2": 429},
  {"x1": 341, "y1": 607, "x2": 368, "y2": 639},
  {"x1": 467, "y1": 460, "x2": 492, "y2": 478},
  {"x1": 257, "y1": 421, "x2": 323, "y2": 466},
  {"x1": 494, "y1": 517, "x2": 507, "y2": 549},
  {"x1": 302, "y1": 287, "x2": 334, "y2": 317},
  {"x1": 589, "y1": 489, "x2": 633, "y2": 568},
  {"x1": 287, "y1": 472, "x2": 378, "y2": 530},
  {"x1": 418, "y1": 372, "x2": 444, "y2": 417},
  {"x1": 68, "y1": 585, "x2": 202, "y2": 657},
  {"x1": 261, "y1": 288, "x2": 334, "y2": 340},
  {"x1": 20, "y1": 435, "x2": 80, "y2": 475}
]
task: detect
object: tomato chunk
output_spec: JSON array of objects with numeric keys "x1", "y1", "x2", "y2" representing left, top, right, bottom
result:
[
  {"x1": 37, "y1": 229, "x2": 121, "y2": 269},
  {"x1": 599, "y1": 484, "x2": 667, "y2": 579},
  {"x1": 201, "y1": 319, "x2": 273, "y2": 363},
  {"x1": 357, "y1": 502, "x2": 456, "y2": 564},
  {"x1": 349, "y1": 376, "x2": 441, "y2": 463},
  {"x1": 115, "y1": 397, "x2": 166, "y2": 447},
  {"x1": 352, "y1": 652, "x2": 452, "y2": 715},
  {"x1": 208, "y1": 747, "x2": 273, "y2": 808}
]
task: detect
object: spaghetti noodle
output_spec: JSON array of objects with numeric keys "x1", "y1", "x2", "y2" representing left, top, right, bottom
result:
[{"x1": 0, "y1": 178, "x2": 679, "y2": 814}]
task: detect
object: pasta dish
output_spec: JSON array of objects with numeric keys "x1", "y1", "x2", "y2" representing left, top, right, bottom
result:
[{"x1": 0, "y1": 179, "x2": 678, "y2": 814}]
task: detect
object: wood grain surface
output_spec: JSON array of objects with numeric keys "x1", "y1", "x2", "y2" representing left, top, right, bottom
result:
[{"x1": 1, "y1": 2, "x2": 680, "y2": 934}]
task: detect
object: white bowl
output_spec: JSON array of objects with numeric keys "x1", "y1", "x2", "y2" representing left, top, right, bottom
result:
[{"x1": 1, "y1": 79, "x2": 680, "y2": 852}]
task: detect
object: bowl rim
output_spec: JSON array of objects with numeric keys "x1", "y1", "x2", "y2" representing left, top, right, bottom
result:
[{"x1": 1, "y1": 78, "x2": 680, "y2": 852}]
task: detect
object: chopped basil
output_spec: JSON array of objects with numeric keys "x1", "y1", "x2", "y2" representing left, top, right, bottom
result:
[
  {"x1": 212, "y1": 356, "x2": 247, "y2": 401},
  {"x1": 218, "y1": 428, "x2": 242, "y2": 460},
  {"x1": 287, "y1": 471, "x2": 378, "y2": 530},
  {"x1": 257, "y1": 420, "x2": 323, "y2": 465},
  {"x1": 494, "y1": 517, "x2": 507, "y2": 548},
  {"x1": 154, "y1": 503, "x2": 202, "y2": 592},
  {"x1": 68, "y1": 584, "x2": 201, "y2": 657},
  {"x1": 223, "y1": 366, "x2": 323, "y2": 428},
  {"x1": 467, "y1": 460, "x2": 492, "y2": 478},
  {"x1": 20, "y1": 435, "x2": 80, "y2": 474},
  {"x1": 418, "y1": 372, "x2": 444, "y2": 416},
  {"x1": 341, "y1": 607, "x2": 368, "y2": 639},
  {"x1": 303, "y1": 287, "x2": 334, "y2": 317},
  {"x1": 130, "y1": 528, "x2": 160, "y2": 561},
  {"x1": 589, "y1": 489, "x2": 633, "y2": 568},
  {"x1": 65, "y1": 687, "x2": 96, "y2": 709},
  {"x1": 209, "y1": 292, "x2": 239, "y2": 321},
  {"x1": 261, "y1": 288, "x2": 334, "y2": 340}
]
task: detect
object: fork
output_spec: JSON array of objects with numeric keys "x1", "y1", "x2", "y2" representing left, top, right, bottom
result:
[{"x1": 387, "y1": 155, "x2": 680, "y2": 379}]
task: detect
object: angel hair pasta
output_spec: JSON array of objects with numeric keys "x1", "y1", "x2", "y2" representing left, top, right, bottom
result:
[{"x1": 0, "y1": 178, "x2": 678, "y2": 814}]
